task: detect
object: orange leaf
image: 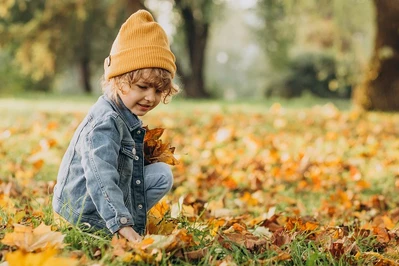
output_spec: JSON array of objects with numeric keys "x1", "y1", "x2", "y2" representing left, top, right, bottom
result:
[
  {"x1": 373, "y1": 226, "x2": 390, "y2": 243},
  {"x1": 149, "y1": 200, "x2": 170, "y2": 218},
  {"x1": 143, "y1": 126, "x2": 178, "y2": 166},
  {"x1": 144, "y1": 126, "x2": 164, "y2": 141}
]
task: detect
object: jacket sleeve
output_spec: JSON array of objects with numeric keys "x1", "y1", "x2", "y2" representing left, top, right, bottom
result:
[{"x1": 81, "y1": 114, "x2": 133, "y2": 234}]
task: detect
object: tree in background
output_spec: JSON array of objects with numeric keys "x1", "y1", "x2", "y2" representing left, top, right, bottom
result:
[
  {"x1": 172, "y1": 0, "x2": 217, "y2": 98},
  {"x1": 353, "y1": 0, "x2": 399, "y2": 111},
  {"x1": 0, "y1": 0, "x2": 145, "y2": 93}
]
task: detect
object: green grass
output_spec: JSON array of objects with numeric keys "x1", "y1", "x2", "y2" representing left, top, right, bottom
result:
[{"x1": 0, "y1": 91, "x2": 352, "y2": 114}]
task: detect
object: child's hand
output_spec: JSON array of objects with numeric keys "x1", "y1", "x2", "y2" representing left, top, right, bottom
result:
[{"x1": 118, "y1": 226, "x2": 143, "y2": 243}]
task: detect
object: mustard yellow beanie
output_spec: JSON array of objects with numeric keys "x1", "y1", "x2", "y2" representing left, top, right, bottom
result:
[{"x1": 104, "y1": 10, "x2": 176, "y2": 80}]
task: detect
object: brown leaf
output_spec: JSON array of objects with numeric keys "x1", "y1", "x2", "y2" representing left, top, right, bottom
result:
[
  {"x1": 174, "y1": 247, "x2": 209, "y2": 261},
  {"x1": 373, "y1": 226, "x2": 391, "y2": 244},
  {"x1": 143, "y1": 126, "x2": 179, "y2": 166},
  {"x1": 272, "y1": 228, "x2": 295, "y2": 247},
  {"x1": 329, "y1": 240, "x2": 345, "y2": 259},
  {"x1": 260, "y1": 214, "x2": 284, "y2": 232},
  {"x1": 144, "y1": 126, "x2": 164, "y2": 141},
  {"x1": 217, "y1": 232, "x2": 268, "y2": 252}
]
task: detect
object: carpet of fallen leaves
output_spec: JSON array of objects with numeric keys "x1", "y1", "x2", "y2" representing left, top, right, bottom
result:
[{"x1": 1, "y1": 100, "x2": 399, "y2": 265}]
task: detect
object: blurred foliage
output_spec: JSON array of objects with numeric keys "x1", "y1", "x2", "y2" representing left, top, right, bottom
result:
[
  {"x1": 0, "y1": 50, "x2": 35, "y2": 94},
  {"x1": 256, "y1": 0, "x2": 373, "y2": 99},
  {"x1": 0, "y1": 0, "x2": 132, "y2": 92},
  {"x1": 256, "y1": 0, "x2": 296, "y2": 71},
  {"x1": 265, "y1": 52, "x2": 352, "y2": 99}
]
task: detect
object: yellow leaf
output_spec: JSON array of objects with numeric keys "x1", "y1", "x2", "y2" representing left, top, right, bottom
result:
[
  {"x1": 5, "y1": 249, "x2": 78, "y2": 266},
  {"x1": 13, "y1": 210, "x2": 26, "y2": 223},
  {"x1": 149, "y1": 200, "x2": 170, "y2": 218},
  {"x1": 1, "y1": 223, "x2": 65, "y2": 252},
  {"x1": 147, "y1": 215, "x2": 177, "y2": 235}
]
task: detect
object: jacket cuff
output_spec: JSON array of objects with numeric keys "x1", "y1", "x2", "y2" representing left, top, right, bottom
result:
[{"x1": 106, "y1": 215, "x2": 134, "y2": 234}]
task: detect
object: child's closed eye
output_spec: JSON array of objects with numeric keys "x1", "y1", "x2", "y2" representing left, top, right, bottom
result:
[{"x1": 137, "y1": 84, "x2": 147, "y2": 89}]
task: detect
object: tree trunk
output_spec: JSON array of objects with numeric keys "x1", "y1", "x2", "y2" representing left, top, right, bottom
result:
[
  {"x1": 79, "y1": 16, "x2": 92, "y2": 93},
  {"x1": 125, "y1": 0, "x2": 146, "y2": 15},
  {"x1": 175, "y1": 1, "x2": 210, "y2": 98},
  {"x1": 183, "y1": 12, "x2": 209, "y2": 98},
  {"x1": 353, "y1": 0, "x2": 399, "y2": 111},
  {"x1": 80, "y1": 57, "x2": 91, "y2": 93}
]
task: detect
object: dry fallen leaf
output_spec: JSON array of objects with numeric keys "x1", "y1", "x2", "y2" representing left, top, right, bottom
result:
[
  {"x1": 5, "y1": 249, "x2": 78, "y2": 266},
  {"x1": 143, "y1": 126, "x2": 179, "y2": 166},
  {"x1": 217, "y1": 231, "x2": 269, "y2": 252},
  {"x1": 1, "y1": 223, "x2": 65, "y2": 252}
]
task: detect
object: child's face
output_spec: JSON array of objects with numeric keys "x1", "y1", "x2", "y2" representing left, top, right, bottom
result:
[{"x1": 119, "y1": 70, "x2": 163, "y2": 116}]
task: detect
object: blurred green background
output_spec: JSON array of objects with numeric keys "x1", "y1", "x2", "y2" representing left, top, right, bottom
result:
[{"x1": 1, "y1": 0, "x2": 397, "y2": 110}]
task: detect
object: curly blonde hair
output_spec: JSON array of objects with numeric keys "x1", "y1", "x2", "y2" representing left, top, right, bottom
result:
[{"x1": 102, "y1": 68, "x2": 180, "y2": 104}]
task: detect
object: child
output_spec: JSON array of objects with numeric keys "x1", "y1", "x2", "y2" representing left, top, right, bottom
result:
[{"x1": 52, "y1": 10, "x2": 179, "y2": 243}]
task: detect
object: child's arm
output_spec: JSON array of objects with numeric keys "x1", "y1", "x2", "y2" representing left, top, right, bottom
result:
[{"x1": 81, "y1": 115, "x2": 136, "y2": 235}]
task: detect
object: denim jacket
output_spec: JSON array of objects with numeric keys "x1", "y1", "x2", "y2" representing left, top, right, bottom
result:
[{"x1": 52, "y1": 95, "x2": 147, "y2": 235}]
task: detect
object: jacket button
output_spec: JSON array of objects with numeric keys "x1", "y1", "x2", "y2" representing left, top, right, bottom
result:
[
  {"x1": 138, "y1": 204, "x2": 143, "y2": 209},
  {"x1": 134, "y1": 156, "x2": 139, "y2": 161},
  {"x1": 136, "y1": 180, "x2": 141, "y2": 185},
  {"x1": 120, "y1": 217, "x2": 128, "y2": 224},
  {"x1": 132, "y1": 147, "x2": 136, "y2": 155},
  {"x1": 137, "y1": 130, "x2": 141, "y2": 134}
]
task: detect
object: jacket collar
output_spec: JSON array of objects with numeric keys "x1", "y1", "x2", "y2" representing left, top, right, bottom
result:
[{"x1": 102, "y1": 95, "x2": 142, "y2": 131}]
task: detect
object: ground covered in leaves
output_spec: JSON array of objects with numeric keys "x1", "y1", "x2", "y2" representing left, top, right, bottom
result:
[{"x1": 1, "y1": 97, "x2": 399, "y2": 265}]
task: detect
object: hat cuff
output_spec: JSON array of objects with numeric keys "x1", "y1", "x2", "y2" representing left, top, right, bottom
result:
[{"x1": 104, "y1": 46, "x2": 176, "y2": 80}]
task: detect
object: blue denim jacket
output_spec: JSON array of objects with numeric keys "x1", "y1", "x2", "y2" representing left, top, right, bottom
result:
[{"x1": 52, "y1": 95, "x2": 147, "y2": 235}]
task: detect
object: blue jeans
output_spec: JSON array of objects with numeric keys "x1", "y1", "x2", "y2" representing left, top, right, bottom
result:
[{"x1": 144, "y1": 162, "x2": 173, "y2": 211}]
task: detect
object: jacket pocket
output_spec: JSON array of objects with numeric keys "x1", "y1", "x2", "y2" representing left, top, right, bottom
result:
[
  {"x1": 121, "y1": 146, "x2": 135, "y2": 159},
  {"x1": 118, "y1": 142, "x2": 134, "y2": 207}
]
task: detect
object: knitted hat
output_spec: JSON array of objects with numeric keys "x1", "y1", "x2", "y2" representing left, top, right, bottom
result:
[{"x1": 104, "y1": 10, "x2": 176, "y2": 80}]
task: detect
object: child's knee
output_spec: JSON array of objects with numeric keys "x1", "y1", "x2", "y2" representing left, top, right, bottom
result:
[
  {"x1": 158, "y1": 162, "x2": 173, "y2": 191},
  {"x1": 146, "y1": 162, "x2": 174, "y2": 191}
]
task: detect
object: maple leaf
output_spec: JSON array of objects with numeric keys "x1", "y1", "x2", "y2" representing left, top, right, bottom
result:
[
  {"x1": 1, "y1": 223, "x2": 65, "y2": 252},
  {"x1": 131, "y1": 228, "x2": 195, "y2": 252},
  {"x1": 5, "y1": 249, "x2": 78, "y2": 266},
  {"x1": 218, "y1": 232, "x2": 269, "y2": 252},
  {"x1": 147, "y1": 200, "x2": 178, "y2": 234},
  {"x1": 112, "y1": 229, "x2": 195, "y2": 263},
  {"x1": 143, "y1": 126, "x2": 179, "y2": 166}
]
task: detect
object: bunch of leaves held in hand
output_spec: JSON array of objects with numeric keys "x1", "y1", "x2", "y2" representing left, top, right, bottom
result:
[{"x1": 143, "y1": 126, "x2": 178, "y2": 166}]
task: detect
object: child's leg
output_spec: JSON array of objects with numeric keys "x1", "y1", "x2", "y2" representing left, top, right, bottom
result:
[{"x1": 143, "y1": 162, "x2": 173, "y2": 210}]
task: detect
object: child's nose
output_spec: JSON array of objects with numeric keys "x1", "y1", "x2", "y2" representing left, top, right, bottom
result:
[{"x1": 145, "y1": 88, "x2": 156, "y2": 102}]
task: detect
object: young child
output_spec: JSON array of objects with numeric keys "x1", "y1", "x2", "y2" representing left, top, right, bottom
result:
[{"x1": 52, "y1": 10, "x2": 179, "y2": 242}]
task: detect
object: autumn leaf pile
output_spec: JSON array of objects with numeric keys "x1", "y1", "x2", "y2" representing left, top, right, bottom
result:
[{"x1": 1, "y1": 100, "x2": 399, "y2": 265}]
